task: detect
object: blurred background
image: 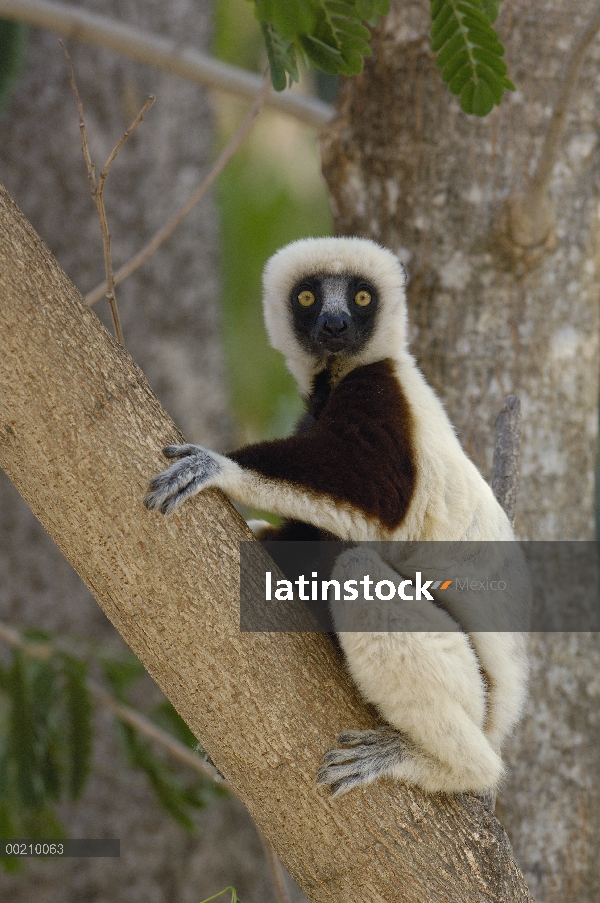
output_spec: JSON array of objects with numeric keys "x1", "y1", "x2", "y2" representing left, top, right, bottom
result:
[{"x1": 214, "y1": 0, "x2": 332, "y2": 443}]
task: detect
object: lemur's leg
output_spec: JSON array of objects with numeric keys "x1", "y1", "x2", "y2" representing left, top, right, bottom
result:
[{"x1": 317, "y1": 549, "x2": 503, "y2": 795}]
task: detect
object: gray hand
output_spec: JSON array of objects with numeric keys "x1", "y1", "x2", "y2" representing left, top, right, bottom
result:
[{"x1": 144, "y1": 444, "x2": 222, "y2": 515}]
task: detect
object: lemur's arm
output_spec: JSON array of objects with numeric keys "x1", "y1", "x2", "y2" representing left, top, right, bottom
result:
[
  {"x1": 143, "y1": 439, "x2": 351, "y2": 534},
  {"x1": 144, "y1": 361, "x2": 415, "y2": 539}
]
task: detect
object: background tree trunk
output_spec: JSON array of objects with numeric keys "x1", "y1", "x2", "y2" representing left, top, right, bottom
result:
[
  {"x1": 320, "y1": 2, "x2": 600, "y2": 899},
  {"x1": 0, "y1": 3, "x2": 295, "y2": 901},
  {"x1": 0, "y1": 183, "x2": 535, "y2": 903}
]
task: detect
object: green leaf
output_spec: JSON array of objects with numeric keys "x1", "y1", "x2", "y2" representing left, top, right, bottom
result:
[
  {"x1": 30, "y1": 660, "x2": 63, "y2": 802},
  {"x1": 254, "y1": 0, "x2": 316, "y2": 37},
  {"x1": 253, "y1": 0, "x2": 388, "y2": 84},
  {"x1": 457, "y1": 3, "x2": 492, "y2": 27},
  {"x1": 431, "y1": 4, "x2": 454, "y2": 36},
  {"x1": 0, "y1": 735, "x2": 9, "y2": 802},
  {"x1": 448, "y1": 62, "x2": 472, "y2": 95},
  {"x1": 431, "y1": 15, "x2": 458, "y2": 51},
  {"x1": 433, "y1": 30, "x2": 463, "y2": 63},
  {"x1": 117, "y1": 723, "x2": 196, "y2": 831},
  {"x1": 102, "y1": 654, "x2": 145, "y2": 700},
  {"x1": 339, "y1": 47, "x2": 365, "y2": 75},
  {"x1": 428, "y1": 0, "x2": 513, "y2": 116},
  {"x1": 62, "y1": 656, "x2": 93, "y2": 800},
  {"x1": 0, "y1": 661, "x2": 8, "y2": 693},
  {"x1": 0, "y1": 816, "x2": 20, "y2": 872},
  {"x1": 441, "y1": 48, "x2": 469, "y2": 83},
  {"x1": 0, "y1": 799, "x2": 16, "y2": 838},
  {"x1": 481, "y1": 0, "x2": 501, "y2": 23},
  {"x1": 22, "y1": 804, "x2": 66, "y2": 841},
  {"x1": 261, "y1": 22, "x2": 289, "y2": 90},
  {"x1": 300, "y1": 33, "x2": 344, "y2": 74},
  {"x1": 475, "y1": 63, "x2": 504, "y2": 102},
  {"x1": 331, "y1": 18, "x2": 371, "y2": 44},
  {"x1": 151, "y1": 700, "x2": 197, "y2": 749},
  {"x1": 461, "y1": 77, "x2": 495, "y2": 114},
  {"x1": 472, "y1": 45, "x2": 507, "y2": 75},
  {"x1": 8, "y1": 653, "x2": 40, "y2": 807},
  {"x1": 0, "y1": 20, "x2": 27, "y2": 114},
  {"x1": 354, "y1": 0, "x2": 390, "y2": 16},
  {"x1": 0, "y1": 801, "x2": 21, "y2": 873}
]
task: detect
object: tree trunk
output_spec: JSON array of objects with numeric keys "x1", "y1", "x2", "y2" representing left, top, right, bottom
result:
[
  {"x1": 0, "y1": 3, "x2": 281, "y2": 901},
  {"x1": 0, "y1": 185, "x2": 534, "y2": 903},
  {"x1": 320, "y1": 2, "x2": 600, "y2": 899}
]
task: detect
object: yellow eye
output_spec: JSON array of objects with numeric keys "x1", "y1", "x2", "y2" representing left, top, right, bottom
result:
[
  {"x1": 298, "y1": 290, "x2": 315, "y2": 307},
  {"x1": 354, "y1": 290, "x2": 372, "y2": 307}
]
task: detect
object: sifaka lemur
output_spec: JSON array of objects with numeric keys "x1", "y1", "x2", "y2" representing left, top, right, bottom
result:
[{"x1": 145, "y1": 237, "x2": 529, "y2": 798}]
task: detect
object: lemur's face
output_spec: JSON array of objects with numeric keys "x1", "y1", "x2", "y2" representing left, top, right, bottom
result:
[{"x1": 290, "y1": 274, "x2": 378, "y2": 358}]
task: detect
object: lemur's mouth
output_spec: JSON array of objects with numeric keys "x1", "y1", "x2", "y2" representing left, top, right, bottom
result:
[{"x1": 319, "y1": 336, "x2": 349, "y2": 353}]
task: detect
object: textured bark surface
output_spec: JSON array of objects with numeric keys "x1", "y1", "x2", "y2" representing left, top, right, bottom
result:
[
  {"x1": 0, "y1": 187, "x2": 534, "y2": 903},
  {"x1": 0, "y1": 4, "x2": 290, "y2": 901},
  {"x1": 320, "y1": 2, "x2": 600, "y2": 899},
  {"x1": 322, "y1": 0, "x2": 600, "y2": 541}
]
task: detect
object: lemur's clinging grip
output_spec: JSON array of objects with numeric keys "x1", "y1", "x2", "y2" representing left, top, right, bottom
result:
[{"x1": 145, "y1": 237, "x2": 528, "y2": 798}]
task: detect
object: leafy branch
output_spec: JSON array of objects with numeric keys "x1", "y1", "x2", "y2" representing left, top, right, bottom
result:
[
  {"x1": 430, "y1": 0, "x2": 514, "y2": 115},
  {"x1": 0, "y1": 624, "x2": 224, "y2": 871},
  {"x1": 1, "y1": 0, "x2": 512, "y2": 118},
  {"x1": 252, "y1": 0, "x2": 513, "y2": 116},
  {"x1": 254, "y1": 0, "x2": 389, "y2": 89}
]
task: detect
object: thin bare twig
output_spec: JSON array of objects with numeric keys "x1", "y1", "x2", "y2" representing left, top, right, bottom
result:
[
  {"x1": 492, "y1": 395, "x2": 522, "y2": 527},
  {"x1": 258, "y1": 831, "x2": 293, "y2": 903},
  {"x1": 85, "y1": 73, "x2": 271, "y2": 307},
  {"x1": 61, "y1": 41, "x2": 154, "y2": 343},
  {"x1": 99, "y1": 94, "x2": 155, "y2": 192},
  {"x1": 0, "y1": 0, "x2": 331, "y2": 129}
]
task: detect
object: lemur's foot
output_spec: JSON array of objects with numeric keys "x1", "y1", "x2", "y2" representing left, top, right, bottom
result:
[{"x1": 317, "y1": 726, "x2": 407, "y2": 796}]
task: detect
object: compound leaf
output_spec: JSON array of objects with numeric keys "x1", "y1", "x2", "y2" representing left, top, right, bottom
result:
[{"x1": 429, "y1": 0, "x2": 512, "y2": 115}]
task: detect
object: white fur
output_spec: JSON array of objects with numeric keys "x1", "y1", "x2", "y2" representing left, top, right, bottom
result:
[
  {"x1": 259, "y1": 237, "x2": 528, "y2": 795},
  {"x1": 148, "y1": 237, "x2": 529, "y2": 796},
  {"x1": 263, "y1": 237, "x2": 408, "y2": 396}
]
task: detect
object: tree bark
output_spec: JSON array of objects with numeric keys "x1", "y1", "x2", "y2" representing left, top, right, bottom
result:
[
  {"x1": 320, "y1": 2, "x2": 600, "y2": 899},
  {"x1": 0, "y1": 186, "x2": 533, "y2": 902},
  {"x1": 0, "y1": 3, "x2": 275, "y2": 900}
]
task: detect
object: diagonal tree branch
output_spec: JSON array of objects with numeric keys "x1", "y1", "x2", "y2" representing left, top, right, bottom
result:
[
  {"x1": 0, "y1": 0, "x2": 332, "y2": 129},
  {"x1": 0, "y1": 185, "x2": 531, "y2": 903}
]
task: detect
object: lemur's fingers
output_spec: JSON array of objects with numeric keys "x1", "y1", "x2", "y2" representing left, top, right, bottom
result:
[
  {"x1": 336, "y1": 728, "x2": 397, "y2": 747},
  {"x1": 144, "y1": 446, "x2": 221, "y2": 514},
  {"x1": 163, "y1": 444, "x2": 199, "y2": 459},
  {"x1": 317, "y1": 727, "x2": 407, "y2": 796},
  {"x1": 317, "y1": 753, "x2": 395, "y2": 796}
]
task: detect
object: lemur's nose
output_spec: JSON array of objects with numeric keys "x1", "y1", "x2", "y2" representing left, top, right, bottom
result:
[{"x1": 321, "y1": 315, "x2": 349, "y2": 337}]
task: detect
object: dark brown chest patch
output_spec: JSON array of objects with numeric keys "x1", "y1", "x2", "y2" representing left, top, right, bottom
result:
[{"x1": 230, "y1": 359, "x2": 416, "y2": 530}]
